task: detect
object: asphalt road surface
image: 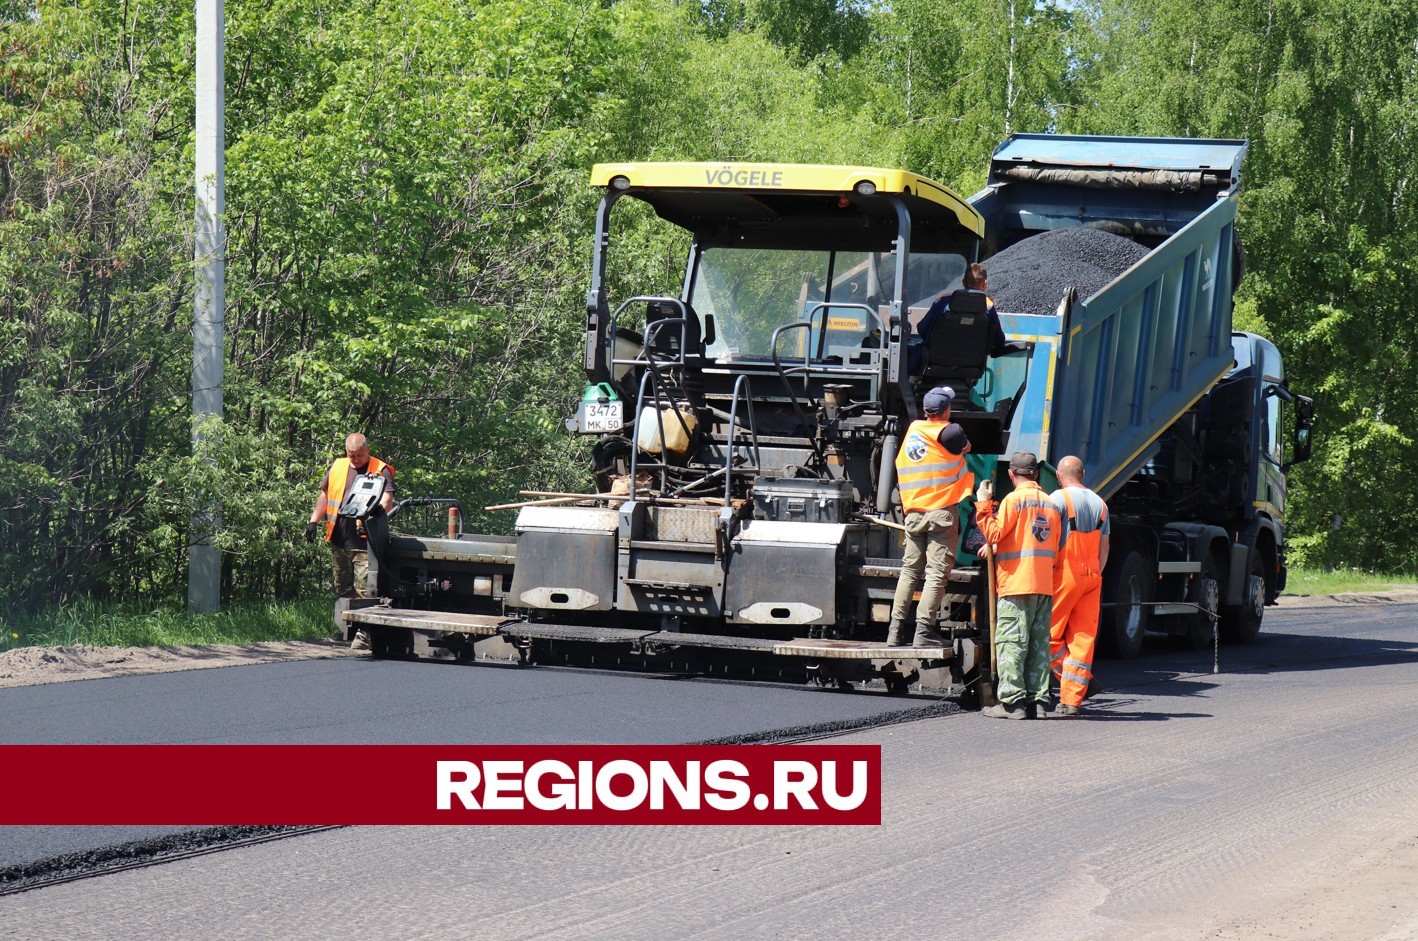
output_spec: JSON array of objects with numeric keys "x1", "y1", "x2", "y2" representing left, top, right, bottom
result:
[{"x1": 3, "y1": 600, "x2": 1418, "y2": 940}]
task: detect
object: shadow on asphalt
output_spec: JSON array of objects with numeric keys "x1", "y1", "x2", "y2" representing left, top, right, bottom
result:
[{"x1": 1088, "y1": 604, "x2": 1418, "y2": 712}]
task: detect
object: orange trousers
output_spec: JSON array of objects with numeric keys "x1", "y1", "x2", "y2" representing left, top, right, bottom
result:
[{"x1": 1050, "y1": 569, "x2": 1102, "y2": 707}]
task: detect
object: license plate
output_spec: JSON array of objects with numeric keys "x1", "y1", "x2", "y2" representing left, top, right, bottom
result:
[{"x1": 582, "y1": 401, "x2": 623, "y2": 433}]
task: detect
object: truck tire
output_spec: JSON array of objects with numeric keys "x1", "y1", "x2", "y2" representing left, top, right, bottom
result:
[
  {"x1": 1221, "y1": 550, "x2": 1266, "y2": 643},
  {"x1": 1174, "y1": 554, "x2": 1221, "y2": 650},
  {"x1": 1100, "y1": 548, "x2": 1152, "y2": 659}
]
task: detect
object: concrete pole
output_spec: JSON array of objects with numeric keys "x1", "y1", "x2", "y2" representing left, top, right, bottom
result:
[{"x1": 189, "y1": 0, "x2": 225, "y2": 614}]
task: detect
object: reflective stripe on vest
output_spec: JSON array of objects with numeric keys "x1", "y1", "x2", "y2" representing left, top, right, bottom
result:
[
  {"x1": 324, "y1": 456, "x2": 390, "y2": 541},
  {"x1": 895, "y1": 419, "x2": 974, "y2": 513},
  {"x1": 981, "y1": 480, "x2": 1061, "y2": 596}
]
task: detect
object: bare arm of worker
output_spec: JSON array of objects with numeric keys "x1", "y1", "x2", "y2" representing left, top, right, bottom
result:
[
  {"x1": 379, "y1": 466, "x2": 395, "y2": 513},
  {"x1": 1098, "y1": 533, "x2": 1110, "y2": 571},
  {"x1": 309, "y1": 479, "x2": 329, "y2": 525}
]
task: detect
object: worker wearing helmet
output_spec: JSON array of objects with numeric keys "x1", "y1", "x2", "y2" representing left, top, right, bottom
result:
[
  {"x1": 306, "y1": 433, "x2": 395, "y2": 648},
  {"x1": 975, "y1": 451, "x2": 1062, "y2": 719},
  {"x1": 1049, "y1": 455, "x2": 1110, "y2": 717},
  {"x1": 889, "y1": 386, "x2": 974, "y2": 648}
]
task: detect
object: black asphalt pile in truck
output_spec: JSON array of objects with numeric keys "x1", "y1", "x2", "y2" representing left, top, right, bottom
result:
[{"x1": 986, "y1": 228, "x2": 1151, "y2": 314}]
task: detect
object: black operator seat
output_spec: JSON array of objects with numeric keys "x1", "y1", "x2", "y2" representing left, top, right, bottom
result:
[
  {"x1": 921, "y1": 289, "x2": 993, "y2": 399},
  {"x1": 644, "y1": 300, "x2": 705, "y2": 362}
]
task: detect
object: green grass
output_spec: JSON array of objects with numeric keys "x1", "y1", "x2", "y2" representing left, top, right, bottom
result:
[
  {"x1": 0, "y1": 597, "x2": 335, "y2": 653},
  {"x1": 1285, "y1": 567, "x2": 1418, "y2": 596}
]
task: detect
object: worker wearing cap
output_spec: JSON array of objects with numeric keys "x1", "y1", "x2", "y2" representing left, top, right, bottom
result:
[
  {"x1": 975, "y1": 451, "x2": 1062, "y2": 719},
  {"x1": 889, "y1": 386, "x2": 974, "y2": 648},
  {"x1": 1049, "y1": 455, "x2": 1110, "y2": 717}
]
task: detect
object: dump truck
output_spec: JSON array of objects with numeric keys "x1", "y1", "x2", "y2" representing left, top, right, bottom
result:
[
  {"x1": 965, "y1": 134, "x2": 1315, "y2": 657},
  {"x1": 342, "y1": 134, "x2": 1313, "y2": 698}
]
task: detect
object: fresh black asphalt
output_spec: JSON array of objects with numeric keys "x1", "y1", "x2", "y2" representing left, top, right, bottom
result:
[
  {"x1": 5, "y1": 602, "x2": 1416, "y2": 881},
  {"x1": 0, "y1": 655, "x2": 937, "y2": 872}
]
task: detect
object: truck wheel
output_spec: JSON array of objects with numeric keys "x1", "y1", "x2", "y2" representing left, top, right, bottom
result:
[
  {"x1": 1175, "y1": 555, "x2": 1221, "y2": 650},
  {"x1": 1100, "y1": 549, "x2": 1151, "y2": 659},
  {"x1": 1221, "y1": 551, "x2": 1266, "y2": 643}
]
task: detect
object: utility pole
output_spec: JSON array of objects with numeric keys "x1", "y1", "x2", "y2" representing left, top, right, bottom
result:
[{"x1": 189, "y1": 0, "x2": 225, "y2": 614}]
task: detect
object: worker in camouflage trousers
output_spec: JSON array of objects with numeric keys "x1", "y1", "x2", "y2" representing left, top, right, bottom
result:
[{"x1": 975, "y1": 451, "x2": 1062, "y2": 719}]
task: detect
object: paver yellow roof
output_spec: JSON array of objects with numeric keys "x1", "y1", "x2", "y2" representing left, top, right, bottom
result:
[{"x1": 590, "y1": 162, "x2": 984, "y2": 243}]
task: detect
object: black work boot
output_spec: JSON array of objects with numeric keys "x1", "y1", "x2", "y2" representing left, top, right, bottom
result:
[
  {"x1": 912, "y1": 621, "x2": 947, "y2": 647},
  {"x1": 886, "y1": 619, "x2": 911, "y2": 647}
]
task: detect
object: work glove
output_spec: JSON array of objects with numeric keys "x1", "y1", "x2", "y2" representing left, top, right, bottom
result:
[
  {"x1": 304, "y1": 521, "x2": 319, "y2": 543},
  {"x1": 975, "y1": 480, "x2": 993, "y2": 504}
]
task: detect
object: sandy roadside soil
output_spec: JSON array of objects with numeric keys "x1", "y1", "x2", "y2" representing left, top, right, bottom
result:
[
  {"x1": 0, "y1": 637, "x2": 360, "y2": 689},
  {"x1": 4, "y1": 590, "x2": 1418, "y2": 939}
]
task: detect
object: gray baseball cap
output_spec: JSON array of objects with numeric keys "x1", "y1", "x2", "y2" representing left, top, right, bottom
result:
[
  {"x1": 1009, "y1": 451, "x2": 1039, "y2": 476},
  {"x1": 922, "y1": 386, "x2": 955, "y2": 413}
]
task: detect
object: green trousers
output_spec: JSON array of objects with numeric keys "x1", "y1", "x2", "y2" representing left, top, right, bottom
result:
[{"x1": 995, "y1": 593, "x2": 1053, "y2": 706}]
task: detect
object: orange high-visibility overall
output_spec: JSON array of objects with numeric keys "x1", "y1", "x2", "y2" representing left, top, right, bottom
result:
[
  {"x1": 1050, "y1": 489, "x2": 1106, "y2": 707},
  {"x1": 975, "y1": 479, "x2": 1061, "y2": 597}
]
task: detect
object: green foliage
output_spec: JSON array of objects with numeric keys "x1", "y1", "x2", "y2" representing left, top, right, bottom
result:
[
  {"x1": 694, "y1": 0, "x2": 872, "y2": 64},
  {"x1": 1063, "y1": 0, "x2": 1418, "y2": 573},
  {"x1": 854, "y1": 0, "x2": 1079, "y2": 187},
  {"x1": 1285, "y1": 567, "x2": 1418, "y2": 596}
]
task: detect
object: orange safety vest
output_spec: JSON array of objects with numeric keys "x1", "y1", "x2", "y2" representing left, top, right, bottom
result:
[
  {"x1": 976, "y1": 478, "x2": 1061, "y2": 596},
  {"x1": 324, "y1": 456, "x2": 392, "y2": 541},
  {"x1": 1055, "y1": 488, "x2": 1106, "y2": 590},
  {"x1": 895, "y1": 419, "x2": 975, "y2": 513}
]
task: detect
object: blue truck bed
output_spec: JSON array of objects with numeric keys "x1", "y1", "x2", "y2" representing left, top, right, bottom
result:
[{"x1": 969, "y1": 134, "x2": 1250, "y2": 499}]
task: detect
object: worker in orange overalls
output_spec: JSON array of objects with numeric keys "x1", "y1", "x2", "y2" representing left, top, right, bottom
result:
[
  {"x1": 1048, "y1": 455, "x2": 1110, "y2": 717},
  {"x1": 975, "y1": 451, "x2": 1062, "y2": 719}
]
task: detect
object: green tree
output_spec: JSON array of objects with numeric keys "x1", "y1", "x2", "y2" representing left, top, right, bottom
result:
[
  {"x1": 853, "y1": 0, "x2": 1080, "y2": 189},
  {"x1": 1066, "y1": 0, "x2": 1418, "y2": 569},
  {"x1": 695, "y1": 0, "x2": 872, "y2": 64}
]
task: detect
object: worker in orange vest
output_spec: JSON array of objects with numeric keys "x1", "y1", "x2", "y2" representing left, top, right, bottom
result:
[
  {"x1": 889, "y1": 386, "x2": 974, "y2": 647},
  {"x1": 1049, "y1": 455, "x2": 1110, "y2": 717},
  {"x1": 975, "y1": 451, "x2": 1062, "y2": 719},
  {"x1": 306, "y1": 433, "x2": 395, "y2": 648}
]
